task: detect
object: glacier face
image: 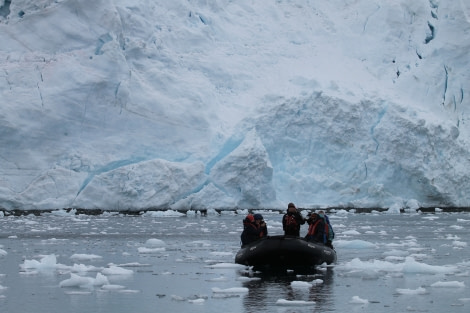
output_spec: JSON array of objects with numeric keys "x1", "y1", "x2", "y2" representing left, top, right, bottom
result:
[{"x1": 0, "y1": 0, "x2": 469, "y2": 210}]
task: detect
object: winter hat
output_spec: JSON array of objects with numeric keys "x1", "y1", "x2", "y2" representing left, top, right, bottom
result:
[{"x1": 253, "y1": 214, "x2": 264, "y2": 220}]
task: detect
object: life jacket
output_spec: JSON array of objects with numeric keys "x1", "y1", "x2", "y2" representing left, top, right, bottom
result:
[
  {"x1": 284, "y1": 214, "x2": 299, "y2": 233},
  {"x1": 306, "y1": 219, "x2": 323, "y2": 237}
]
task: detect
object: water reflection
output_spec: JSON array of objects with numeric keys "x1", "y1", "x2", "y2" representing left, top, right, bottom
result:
[{"x1": 240, "y1": 267, "x2": 335, "y2": 311}]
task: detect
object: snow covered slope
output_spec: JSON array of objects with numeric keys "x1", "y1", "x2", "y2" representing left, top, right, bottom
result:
[{"x1": 0, "y1": 0, "x2": 469, "y2": 210}]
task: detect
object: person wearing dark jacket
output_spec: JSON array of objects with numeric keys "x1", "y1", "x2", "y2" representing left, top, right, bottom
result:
[
  {"x1": 240, "y1": 214, "x2": 262, "y2": 246},
  {"x1": 305, "y1": 212, "x2": 325, "y2": 243},
  {"x1": 282, "y1": 203, "x2": 305, "y2": 236},
  {"x1": 254, "y1": 214, "x2": 268, "y2": 238}
]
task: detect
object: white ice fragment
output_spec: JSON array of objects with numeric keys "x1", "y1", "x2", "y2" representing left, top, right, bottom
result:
[
  {"x1": 349, "y1": 296, "x2": 369, "y2": 304},
  {"x1": 188, "y1": 298, "x2": 205, "y2": 304},
  {"x1": 206, "y1": 263, "x2": 245, "y2": 269},
  {"x1": 276, "y1": 299, "x2": 316, "y2": 306},
  {"x1": 211, "y1": 287, "x2": 248, "y2": 294},
  {"x1": 101, "y1": 284, "x2": 126, "y2": 290},
  {"x1": 59, "y1": 273, "x2": 109, "y2": 288},
  {"x1": 145, "y1": 238, "x2": 166, "y2": 247},
  {"x1": 137, "y1": 247, "x2": 165, "y2": 253},
  {"x1": 70, "y1": 254, "x2": 103, "y2": 261},
  {"x1": 291, "y1": 281, "x2": 312, "y2": 288},
  {"x1": 21, "y1": 254, "x2": 62, "y2": 271},
  {"x1": 101, "y1": 266, "x2": 133, "y2": 275},
  {"x1": 396, "y1": 287, "x2": 427, "y2": 295},
  {"x1": 430, "y1": 281, "x2": 465, "y2": 288}
]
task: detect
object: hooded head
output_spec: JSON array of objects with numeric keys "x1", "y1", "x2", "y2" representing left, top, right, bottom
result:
[
  {"x1": 245, "y1": 214, "x2": 255, "y2": 223},
  {"x1": 287, "y1": 203, "x2": 297, "y2": 215},
  {"x1": 253, "y1": 214, "x2": 264, "y2": 221}
]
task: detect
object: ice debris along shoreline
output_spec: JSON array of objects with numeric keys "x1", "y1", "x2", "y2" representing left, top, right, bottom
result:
[{"x1": 1, "y1": 206, "x2": 470, "y2": 217}]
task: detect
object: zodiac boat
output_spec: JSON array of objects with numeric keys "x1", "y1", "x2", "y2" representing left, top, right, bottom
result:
[{"x1": 235, "y1": 235, "x2": 336, "y2": 270}]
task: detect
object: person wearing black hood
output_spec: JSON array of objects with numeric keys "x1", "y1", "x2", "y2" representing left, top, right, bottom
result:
[
  {"x1": 240, "y1": 214, "x2": 260, "y2": 246},
  {"x1": 254, "y1": 214, "x2": 268, "y2": 238},
  {"x1": 282, "y1": 202, "x2": 305, "y2": 236}
]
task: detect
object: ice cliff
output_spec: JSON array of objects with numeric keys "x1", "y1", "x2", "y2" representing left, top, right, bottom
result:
[{"x1": 0, "y1": 0, "x2": 469, "y2": 210}]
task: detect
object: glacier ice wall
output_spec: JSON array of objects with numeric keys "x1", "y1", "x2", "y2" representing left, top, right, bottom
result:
[{"x1": 0, "y1": 0, "x2": 469, "y2": 210}]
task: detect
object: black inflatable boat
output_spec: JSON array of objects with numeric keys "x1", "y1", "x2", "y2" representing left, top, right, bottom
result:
[{"x1": 235, "y1": 235, "x2": 336, "y2": 270}]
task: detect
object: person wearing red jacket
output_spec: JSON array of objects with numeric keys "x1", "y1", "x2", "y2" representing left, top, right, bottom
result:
[
  {"x1": 305, "y1": 212, "x2": 325, "y2": 243},
  {"x1": 282, "y1": 203, "x2": 305, "y2": 236},
  {"x1": 240, "y1": 214, "x2": 262, "y2": 246}
]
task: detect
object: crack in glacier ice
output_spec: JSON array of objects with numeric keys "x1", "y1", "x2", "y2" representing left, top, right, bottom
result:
[
  {"x1": 424, "y1": 21, "x2": 435, "y2": 44},
  {"x1": 442, "y1": 65, "x2": 448, "y2": 106},
  {"x1": 204, "y1": 136, "x2": 243, "y2": 174},
  {"x1": 370, "y1": 106, "x2": 387, "y2": 154},
  {"x1": 75, "y1": 157, "x2": 146, "y2": 198}
]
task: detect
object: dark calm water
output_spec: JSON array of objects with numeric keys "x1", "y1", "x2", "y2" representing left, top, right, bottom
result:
[{"x1": 0, "y1": 210, "x2": 469, "y2": 313}]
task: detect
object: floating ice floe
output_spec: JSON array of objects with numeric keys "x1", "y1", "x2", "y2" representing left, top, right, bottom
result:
[
  {"x1": 70, "y1": 253, "x2": 103, "y2": 261},
  {"x1": 102, "y1": 265, "x2": 133, "y2": 275},
  {"x1": 349, "y1": 296, "x2": 369, "y2": 304},
  {"x1": 20, "y1": 254, "x2": 68, "y2": 272},
  {"x1": 137, "y1": 247, "x2": 166, "y2": 253},
  {"x1": 291, "y1": 281, "x2": 312, "y2": 288},
  {"x1": 63, "y1": 291, "x2": 92, "y2": 295},
  {"x1": 338, "y1": 257, "x2": 458, "y2": 274},
  {"x1": 40, "y1": 238, "x2": 69, "y2": 244},
  {"x1": 205, "y1": 263, "x2": 245, "y2": 269},
  {"x1": 59, "y1": 273, "x2": 109, "y2": 288},
  {"x1": 188, "y1": 298, "x2": 205, "y2": 304},
  {"x1": 211, "y1": 287, "x2": 248, "y2": 294},
  {"x1": 452, "y1": 241, "x2": 467, "y2": 248},
  {"x1": 236, "y1": 276, "x2": 261, "y2": 282},
  {"x1": 70, "y1": 263, "x2": 103, "y2": 273},
  {"x1": 275, "y1": 299, "x2": 316, "y2": 306},
  {"x1": 430, "y1": 281, "x2": 465, "y2": 288},
  {"x1": 101, "y1": 284, "x2": 126, "y2": 290},
  {"x1": 137, "y1": 238, "x2": 166, "y2": 253},
  {"x1": 145, "y1": 238, "x2": 166, "y2": 246},
  {"x1": 116, "y1": 262, "x2": 152, "y2": 267},
  {"x1": 396, "y1": 287, "x2": 427, "y2": 295}
]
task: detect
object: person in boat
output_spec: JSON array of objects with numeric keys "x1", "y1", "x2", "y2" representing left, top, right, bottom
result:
[
  {"x1": 240, "y1": 214, "x2": 262, "y2": 246},
  {"x1": 254, "y1": 213, "x2": 268, "y2": 237},
  {"x1": 305, "y1": 212, "x2": 325, "y2": 243},
  {"x1": 318, "y1": 210, "x2": 335, "y2": 249},
  {"x1": 305, "y1": 211, "x2": 335, "y2": 249},
  {"x1": 282, "y1": 203, "x2": 305, "y2": 236}
]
